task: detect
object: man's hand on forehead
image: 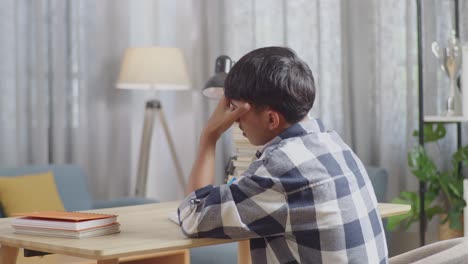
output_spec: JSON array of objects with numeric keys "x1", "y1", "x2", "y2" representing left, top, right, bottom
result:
[
  {"x1": 229, "y1": 101, "x2": 238, "y2": 111},
  {"x1": 228, "y1": 100, "x2": 246, "y2": 112},
  {"x1": 203, "y1": 96, "x2": 251, "y2": 140}
]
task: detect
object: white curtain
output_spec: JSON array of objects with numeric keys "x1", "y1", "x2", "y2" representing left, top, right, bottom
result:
[
  {"x1": 0, "y1": 0, "x2": 133, "y2": 199},
  {"x1": 1, "y1": 0, "x2": 468, "y2": 254},
  {"x1": 0, "y1": 0, "x2": 204, "y2": 201}
]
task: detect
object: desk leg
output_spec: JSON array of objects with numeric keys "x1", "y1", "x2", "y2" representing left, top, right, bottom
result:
[
  {"x1": 0, "y1": 245, "x2": 19, "y2": 264},
  {"x1": 238, "y1": 240, "x2": 251, "y2": 264},
  {"x1": 97, "y1": 259, "x2": 118, "y2": 264}
]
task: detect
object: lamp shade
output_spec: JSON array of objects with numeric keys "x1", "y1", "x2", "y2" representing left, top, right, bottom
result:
[
  {"x1": 203, "y1": 55, "x2": 232, "y2": 99},
  {"x1": 116, "y1": 47, "x2": 190, "y2": 90},
  {"x1": 202, "y1": 72, "x2": 227, "y2": 99}
]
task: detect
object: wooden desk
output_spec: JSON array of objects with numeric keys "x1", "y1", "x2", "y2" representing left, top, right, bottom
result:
[
  {"x1": 378, "y1": 203, "x2": 411, "y2": 218},
  {"x1": 0, "y1": 202, "x2": 410, "y2": 264}
]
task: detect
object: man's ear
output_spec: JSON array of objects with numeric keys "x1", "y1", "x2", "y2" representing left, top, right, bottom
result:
[{"x1": 267, "y1": 110, "x2": 281, "y2": 130}]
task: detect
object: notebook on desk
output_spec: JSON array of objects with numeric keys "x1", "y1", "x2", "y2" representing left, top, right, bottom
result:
[
  {"x1": 11, "y1": 211, "x2": 120, "y2": 239},
  {"x1": 12, "y1": 211, "x2": 117, "y2": 230}
]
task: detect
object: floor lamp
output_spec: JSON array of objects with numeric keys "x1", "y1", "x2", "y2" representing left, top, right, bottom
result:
[{"x1": 116, "y1": 47, "x2": 190, "y2": 197}]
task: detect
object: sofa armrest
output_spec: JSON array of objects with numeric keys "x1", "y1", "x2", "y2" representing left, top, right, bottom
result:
[{"x1": 92, "y1": 197, "x2": 158, "y2": 209}]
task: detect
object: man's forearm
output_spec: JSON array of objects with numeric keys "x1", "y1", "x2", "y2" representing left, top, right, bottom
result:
[
  {"x1": 186, "y1": 133, "x2": 218, "y2": 193},
  {"x1": 186, "y1": 97, "x2": 250, "y2": 194}
]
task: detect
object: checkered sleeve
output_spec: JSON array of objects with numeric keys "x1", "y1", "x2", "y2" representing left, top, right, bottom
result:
[{"x1": 178, "y1": 160, "x2": 288, "y2": 239}]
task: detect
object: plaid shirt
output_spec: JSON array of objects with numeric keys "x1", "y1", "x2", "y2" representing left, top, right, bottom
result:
[{"x1": 178, "y1": 119, "x2": 388, "y2": 264}]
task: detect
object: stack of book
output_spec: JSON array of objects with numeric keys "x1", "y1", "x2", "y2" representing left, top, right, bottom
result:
[
  {"x1": 226, "y1": 124, "x2": 259, "y2": 183},
  {"x1": 11, "y1": 211, "x2": 120, "y2": 239}
]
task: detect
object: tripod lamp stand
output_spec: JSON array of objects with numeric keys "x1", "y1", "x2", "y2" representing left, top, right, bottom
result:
[{"x1": 116, "y1": 47, "x2": 190, "y2": 197}]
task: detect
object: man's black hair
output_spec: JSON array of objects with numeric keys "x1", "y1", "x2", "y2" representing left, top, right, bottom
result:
[{"x1": 224, "y1": 46, "x2": 315, "y2": 124}]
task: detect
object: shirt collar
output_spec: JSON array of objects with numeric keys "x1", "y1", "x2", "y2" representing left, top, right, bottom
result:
[{"x1": 256, "y1": 118, "x2": 325, "y2": 158}]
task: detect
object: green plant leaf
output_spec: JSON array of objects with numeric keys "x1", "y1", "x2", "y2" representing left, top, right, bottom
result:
[
  {"x1": 388, "y1": 187, "x2": 444, "y2": 232},
  {"x1": 448, "y1": 211, "x2": 463, "y2": 230},
  {"x1": 387, "y1": 191, "x2": 442, "y2": 231},
  {"x1": 412, "y1": 123, "x2": 446, "y2": 143},
  {"x1": 408, "y1": 146, "x2": 438, "y2": 182},
  {"x1": 426, "y1": 184, "x2": 440, "y2": 201},
  {"x1": 448, "y1": 183, "x2": 462, "y2": 198},
  {"x1": 386, "y1": 196, "x2": 415, "y2": 231},
  {"x1": 387, "y1": 212, "x2": 412, "y2": 231},
  {"x1": 426, "y1": 205, "x2": 443, "y2": 219},
  {"x1": 453, "y1": 146, "x2": 468, "y2": 167},
  {"x1": 404, "y1": 214, "x2": 419, "y2": 230},
  {"x1": 398, "y1": 192, "x2": 417, "y2": 202},
  {"x1": 407, "y1": 124, "x2": 468, "y2": 232}
]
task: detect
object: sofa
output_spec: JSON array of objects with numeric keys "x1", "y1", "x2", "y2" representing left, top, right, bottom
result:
[
  {"x1": 0, "y1": 164, "x2": 156, "y2": 218},
  {"x1": 389, "y1": 237, "x2": 468, "y2": 264}
]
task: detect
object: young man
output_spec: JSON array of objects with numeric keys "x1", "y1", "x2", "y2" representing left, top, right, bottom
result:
[{"x1": 178, "y1": 47, "x2": 388, "y2": 263}]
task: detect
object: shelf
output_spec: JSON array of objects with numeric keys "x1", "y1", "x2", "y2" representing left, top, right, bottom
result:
[{"x1": 424, "y1": 116, "x2": 468, "y2": 123}]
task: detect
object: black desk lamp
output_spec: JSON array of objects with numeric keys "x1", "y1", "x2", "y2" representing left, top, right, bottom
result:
[{"x1": 203, "y1": 55, "x2": 233, "y2": 99}]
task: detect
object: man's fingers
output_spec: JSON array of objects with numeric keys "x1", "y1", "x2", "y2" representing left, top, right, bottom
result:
[{"x1": 227, "y1": 103, "x2": 251, "y2": 121}]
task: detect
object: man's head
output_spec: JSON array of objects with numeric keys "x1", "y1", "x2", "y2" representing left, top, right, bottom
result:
[{"x1": 224, "y1": 47, "x2": 316, "y2": 145}]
